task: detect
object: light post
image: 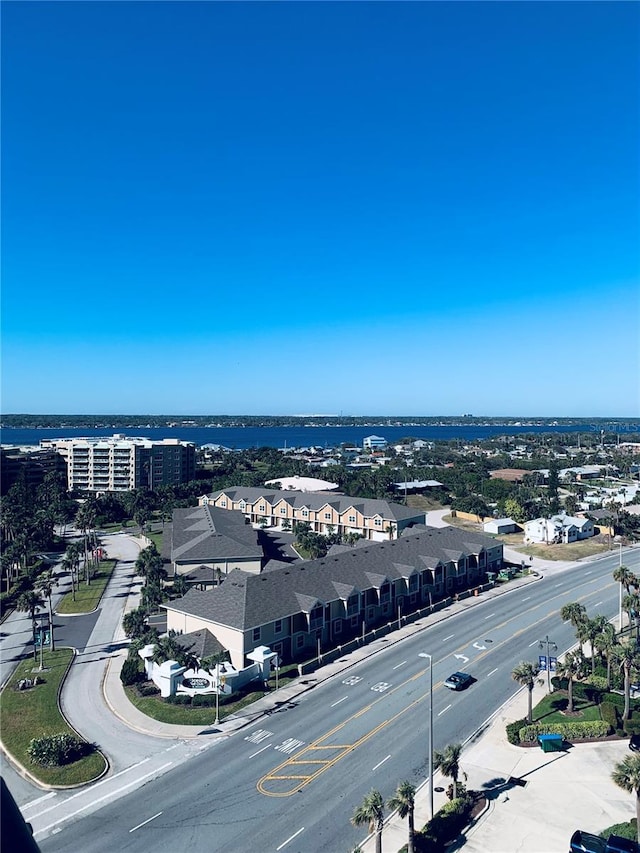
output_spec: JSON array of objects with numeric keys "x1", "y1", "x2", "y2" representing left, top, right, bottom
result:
[
  {"x1": 619, "y1": 542, "x2": 624, "y2": 634},
  {"x1": 214, "y1": 662, "x2": 220, "y2": 726},
  {"x1": 419, "y1": 652, "x2": 434, "y2": 818},
  {"x1": 538, "y1": 635, "x2": 558, "y2": 693}
]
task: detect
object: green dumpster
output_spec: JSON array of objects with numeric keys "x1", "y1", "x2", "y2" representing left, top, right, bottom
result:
[{"x1": 538, "y1": 733, "x2": 563, "y2": 752}]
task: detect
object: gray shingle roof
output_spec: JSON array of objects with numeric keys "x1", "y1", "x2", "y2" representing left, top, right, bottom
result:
[
  {"x1": 170, "y1": 504, "x2": 262, "y2": 564},
  {"x1": 204, "y1": 486, "x2": 423, "y2": 523},
  {"x1": 164, "y1": 525, "x2": 501, "y2": 631}
]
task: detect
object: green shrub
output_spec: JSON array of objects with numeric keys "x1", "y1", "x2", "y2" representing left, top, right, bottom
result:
[
  {"x1": 623, "y1": 712, "x2": 640, "y2": 735},
  {"x1": 506, "y1": 718, "x2": 529, "y2": 745},
  {"x1": 584, "y1": 675, "x2": 609, "y2": 693},
  {"x1": 27, "y1": 733, "x2": 90, "y2": 767},
  {"x1": 519, "y1": 721, "x2": 610, "y2": 743},
  {"x1": 192, "y1": 693, "x2": 216, "y2": 707},
  {"x1": 166, "y1": 694, "x2": 191, "y2": 705},
  {"x1": 136, "y1": 682, "x2": 160, "y2": 697},
  {"x1": 600, "y1": 701, "x2": 620, "y2": 733},
  {"x1": 120, "y1": 658, "x2": 143, "y2": 687}
]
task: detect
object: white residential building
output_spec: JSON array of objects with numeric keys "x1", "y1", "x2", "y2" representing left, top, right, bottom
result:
[{"x1": 524, "y1": 513, "x2": 594, "y2": 545}]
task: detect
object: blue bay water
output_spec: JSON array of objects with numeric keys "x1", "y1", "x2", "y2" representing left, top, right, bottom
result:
[{"x1": 0, "y1": 423, "x2": 613, "y2": 450}]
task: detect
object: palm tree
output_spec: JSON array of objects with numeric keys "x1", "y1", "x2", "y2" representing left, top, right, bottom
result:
[
  {"x1": 511, "y1": 661, "x2": 542, "y2": 723},
  {"x1": 594, "y1": 624, "x2": 618, "y2": 689},
  {"x1": 387, "y1": 781, "x2": 416, "y2": 853},
  {"x1": 611, "y1": 754, "x2": 640, "y2": 843},
  {"x1": 614, "y1": 565, "x2": 637, "y2": 634},
  {"x1": 555, "y1": 650, "x2": 587, "y2": 713},
  {"x1": 433, "y1": 742, "x2": 464, "y2": 800},
  {"x1": 560, "y1": 602, "x2": 587, "y2": 632},
  {"x1": 16, "y1": 589, "x2": 44, "y2": 661},
  {"x1": 35, "y1": 570, "x2": 58, "y2": 651},
  {"x1": 122, "y1": 607, "x2": 148, "y2": 639},
  {"x1": 582, "y1": 615, "x2": 608, "y2": 674},
  {"x1": 623, "y1": 591, "x2": 640, "y2": 641},
  {"x1": 613, "y1": 643, "x2": 640, "y2": 721},
  {"x1": 351, "y1": 789, "x2": 385, "y2": 853}
]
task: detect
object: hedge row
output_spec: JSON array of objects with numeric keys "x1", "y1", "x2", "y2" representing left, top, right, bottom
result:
[{"x1": 519, "y1": 721, "x2": 610, "y2": 742}]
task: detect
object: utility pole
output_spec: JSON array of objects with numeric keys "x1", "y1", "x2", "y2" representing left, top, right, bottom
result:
[
  {"x1": 539, "y1": 635, "x2": 558, "y2": 693},
  {"x1": 419, "y1": 652, "x2": 434, "y2": 818}
]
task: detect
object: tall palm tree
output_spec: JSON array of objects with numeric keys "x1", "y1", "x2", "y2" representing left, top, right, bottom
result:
[
  {"x1": 387, "y1": 781, "x2": 416, "y2": 853},
  {"x1": 614, "y1": 565, "x2": 637, "y2": 634},
  {"x1": 16, "y1": 589, "x2": 44, "y2": 661},
  {"x1": 594, "y1": 624, "x2": 618, "y2": 689},
  {"x1": 511, "y1": 661, "x2": 542, "y2": 723},
  {"x1": 582, "y1": 615, "x2": 608, "y2": 674},
  {"x1": 555, "y1": 650, "x2": 587, "y2": 713},
  {"x1": 613, "y1": 643, "x2": 640, "y2": 721},
  {"x1": 611, "y1": 754, "x2": 640, "y2": 843},
  {"x1": 35, "y1": 570, "x2": 58, "y2": 651},
  {"x1": 351, "y1": 789, "x2": 385, "y2": 853},
  {"x1": 433, "y1": 742, "x2": 464, "y2": 800},
  {"x1": 623, "y1": 592, "x2": 640, "y2": 641}
]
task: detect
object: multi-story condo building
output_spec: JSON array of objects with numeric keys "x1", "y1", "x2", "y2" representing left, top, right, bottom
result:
[{"x1": 40, "y1": 434, "x2": 195, "y2": 493}]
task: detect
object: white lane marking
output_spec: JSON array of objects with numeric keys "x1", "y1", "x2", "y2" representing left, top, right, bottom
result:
[
  {"x1": 22, "y1": 792, "x2": 56, "y2": 811},
  {"x1": 522, "y1": 597, "x2": 530, "y2": 602},
  {"x1": 555, "y1": 583, "x2": 562, "y2": 587},
  {"x1": 393, "y1": 661, "x2": 407, "y2": 670},
  {"x1": 372, "y1": 755, "x2": 391, "y2": 772},
  {"x1": 245, "y1": 729, "x2": 273, "y2": 744},
  {"x1": 331, "y1": 696, "x2": 348, "y2": 707},
  {"x1": 36, "y1": 762, "x2": 173, "y2": 836},
  {"x1": 275, "y1": 738, "x2": 305, "y2": 754},
  {"x1": 130, "y1": 812, "x2": 162, "y2": 833},
  {"x1": 165, "y1": 744, "x2": 180, "y2": 751},
  {"x1": 343, "y1": 675, "x2": 362, "y2": 685},
  {"x1": 277, "y1": 827, "x2": 305, "y2": 850},
  {"x1": 371, "y1": 682, "x2": 391, "y2": 692},
  {"x1": 438, "y1": 705, "x2": 452, "y2": 717},
  {"x1": 593, "y1": 601, "x2": 603, "y2": 608},
  {"x1": 487, "y1": 668, "x2": 498, "y2": 677},
  {"x1": 442, "y1": 634, "x2": 455, "y2": 642},
  {"x1": 249, "y1": 744, "x2": 271, "y2": 759},
  {"x1": 528, "y1": 640, "x2": 538, "y2": 647},
  {"x1": 484, "y1": 613, "x2": 495, "y2": 620},
  {"x1": 585, "y1": 571, "x2": 592, "y2": 576},
  {"x1": 34, "y1": 758, "x2": 150, "y2": 819}
]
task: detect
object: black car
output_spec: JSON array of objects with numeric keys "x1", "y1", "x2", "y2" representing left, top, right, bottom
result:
[
  {"x1": 606, "y1": 836, "x2": 640, "y2": 853},
  {"x1": 569, "y1": 830, "x2": 607, "y2": 853},
  {"x1": 443, "y1": 671, "x2": 473, "y2": 690},
  {"x1": 629, "y1": 734, "x2": 640, "y2": 752}
]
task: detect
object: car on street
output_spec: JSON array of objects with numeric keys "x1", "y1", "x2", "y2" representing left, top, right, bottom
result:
[
  {"x1": 569, "y1": 830, "x2": 607, "y2": 853},
  {"x1": 443, "y1": 671, "x2": 473, "y2": 690},
  {"x1": 629, "y1": 734, "x2": 640, "y2": 752}
]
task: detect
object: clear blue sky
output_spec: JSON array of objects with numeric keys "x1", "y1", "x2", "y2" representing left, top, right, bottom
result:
[{"x1": 2, "y1": 1, "x2": 638, "y2": 417}]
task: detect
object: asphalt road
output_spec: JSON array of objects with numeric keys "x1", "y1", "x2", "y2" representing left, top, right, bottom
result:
[{"x1": 37, "y1": 548, "x2": 639, "y2": 853}]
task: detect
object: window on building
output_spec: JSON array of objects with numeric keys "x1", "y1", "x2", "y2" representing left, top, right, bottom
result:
[
  {"x1": 296, "y1": 634, "x2": 304, "y2": 649},
  {"x1": 259, "y1": 504, "x2": 265, "y2": 512},
  {"x1": 324, "y1": 512, "x2": 331, "y2": 520},
  {"x1": 253, "y1": 627, "x2": 261, "y2": 642},
  {"x1": 334, "y1": 620, "x2": 342, "y2": 635},
  {"x1": 380, "y1": 583, "x2": 390, "y2": 603},
  {"x1": 220, "y1": 500, "x2": 227, "y2": 508},
  {"x1": 350, "y1": 615, "x2": 359, "y2": 628},
  {"x1": 280, "y1": 507, "x2": 287, "y2": 514},
  {"x1": 348, "y1": 515, "x2": 356, "y2": 523},
  {"x1": 347, "y1": 594, "x2": 359, "y2": 616},
  {"x1": 274, "y1": 619, "x2": 283, "y2": 634},
  {"x1": 302, "y1": 509, "x2": 309, "y2": 517},
  {"x1": 374, "y1": 518, "x2": 382, "y2": 527}
]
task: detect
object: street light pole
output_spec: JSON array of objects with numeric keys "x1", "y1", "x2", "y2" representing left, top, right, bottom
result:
[
  {"x1": 419, "y1": 652, "x2": 434, "y2": 818},
  {"x1": 538, "y1": 635, "x2": 558, "y2": 693},
  {"x1": 619, "y1": 542, "x2": 624, "y2": 634},
  {"x1": 214, "y1": 662, "x2": 220, "y2": 726}
]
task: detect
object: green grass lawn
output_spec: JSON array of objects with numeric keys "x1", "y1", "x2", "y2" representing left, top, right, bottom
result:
[
  {"x1": 145, "y1": 531, "x2": 163, "y2": 552},
  {"x1": 125, "y1": 685, "x2": 269, "y2": 725},
  {"x1": 57, "y1": 560, "x2": 117, "y2": 614},
  {"x1": 0, "y1": 649, "x2": 107, "y2": 785},
  {"x1": 533, "y1": 691, "x2": 603, "y2": 724}
]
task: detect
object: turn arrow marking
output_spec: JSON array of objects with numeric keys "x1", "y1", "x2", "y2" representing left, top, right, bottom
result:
[
  {"x1": 454, "y1": 654, "x2": 469, "y2": 663},
  {"x1": 473, "y1": 642, "x2": 487, "y2": 650}
]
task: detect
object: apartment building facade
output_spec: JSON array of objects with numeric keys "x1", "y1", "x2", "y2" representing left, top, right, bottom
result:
[
  {"x1": 164, "y1": 525, "x2": 504, "y2": 670},
  {"x1": 199, "y1": 486, "x2": 425, "y2": 541},
  {"x1": 40, "y1": 434, "x2": 196, "y2": 493}
]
